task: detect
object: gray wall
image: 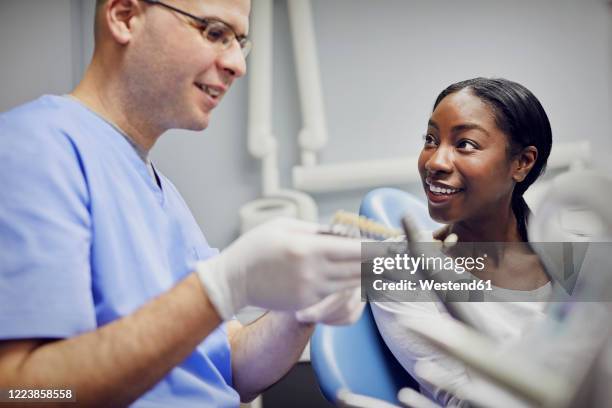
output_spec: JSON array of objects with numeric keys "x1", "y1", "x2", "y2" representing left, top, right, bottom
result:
[
  {"x1": 1, "y1": 0, "x2": 611, "y2": 249},
  {"x1": 0, "y1": 0, "x2": 74, "y2": 110}
]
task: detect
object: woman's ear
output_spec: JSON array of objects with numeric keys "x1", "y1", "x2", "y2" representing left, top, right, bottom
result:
[
  {"x1": 104, "y1": 0, "x2": 144, "y2": 45},
  {"x1": 512, "y1": 146, "x2": 538, "y2": 182}
]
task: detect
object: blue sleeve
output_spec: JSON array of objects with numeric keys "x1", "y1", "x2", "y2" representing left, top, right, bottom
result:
[{"x1": 0, "y1": 116, "x2": 96, "y2": 339}]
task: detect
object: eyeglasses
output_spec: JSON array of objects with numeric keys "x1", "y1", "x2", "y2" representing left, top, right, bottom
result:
[{"x1": 141, "y1": 0, "x2": 252, "y2": 58}]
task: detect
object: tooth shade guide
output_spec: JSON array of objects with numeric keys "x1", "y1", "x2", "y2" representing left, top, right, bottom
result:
[{"x1": 322, "y1": 210, "x2": 402, "y2": 241}]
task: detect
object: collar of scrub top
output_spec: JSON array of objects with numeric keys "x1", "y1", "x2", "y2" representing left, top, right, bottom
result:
[{"x1": 63, "y1": 95, "x2": 159, "y2": 185}]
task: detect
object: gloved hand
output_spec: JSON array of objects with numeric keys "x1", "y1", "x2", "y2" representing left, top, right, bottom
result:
[
  {"x1": 294, "y1": 287, "x2": 365, "y2": 325},
  {"x1": 414, "y1": 359, "x2": 528, "y2": 408},
  {"x1": 195, "y1": 217, "x2": 362, "y2": 320}
]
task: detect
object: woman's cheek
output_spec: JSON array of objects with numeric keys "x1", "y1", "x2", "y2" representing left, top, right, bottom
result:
[{"x1": 417, "y1": 151, "x2": 428, "y2": 174}]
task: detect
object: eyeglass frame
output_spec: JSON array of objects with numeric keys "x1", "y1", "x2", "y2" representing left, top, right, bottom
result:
[{"x1": 141, "y1": 0, "x2": 252, "y2": 58}]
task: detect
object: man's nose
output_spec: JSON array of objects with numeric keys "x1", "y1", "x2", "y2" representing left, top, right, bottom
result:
[{"x1": 217, "y1": 42, "x2": 247, "y2": 79}]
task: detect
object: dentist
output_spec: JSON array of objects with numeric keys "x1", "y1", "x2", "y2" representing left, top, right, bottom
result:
[{"x1": 0, "y1": 0, "x2": 363, "y2": 406}]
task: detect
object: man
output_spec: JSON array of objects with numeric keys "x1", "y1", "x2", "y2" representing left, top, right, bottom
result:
[{"x1": 0, "y1": 0, "x2": 363, "y2": 406}]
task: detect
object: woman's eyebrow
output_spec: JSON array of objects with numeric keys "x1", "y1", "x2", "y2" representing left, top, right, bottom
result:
[
  {"x1": 427, "y1": 120, "x2": 490, "y2": 137},
  {"x1": 451, "y1": 123, "x2": 490, "y2": 137}
]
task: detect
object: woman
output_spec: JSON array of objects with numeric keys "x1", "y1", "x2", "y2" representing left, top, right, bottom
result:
[{"x1": 371, "y1": 77, "x2": 553, "y2": 406}]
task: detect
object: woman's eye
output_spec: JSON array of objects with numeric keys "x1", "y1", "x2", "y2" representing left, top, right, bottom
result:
[
  {"x1": 457, "y1": 140, "x2": 478, "y2": 151},
  {"x1": 423, "y1": 134, "x2": 437, "y2": 146}
]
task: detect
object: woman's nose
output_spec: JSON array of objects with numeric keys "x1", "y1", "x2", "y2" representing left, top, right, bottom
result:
[{"x1": 425, "y1": 145, "x2": 453, "y2": 174}]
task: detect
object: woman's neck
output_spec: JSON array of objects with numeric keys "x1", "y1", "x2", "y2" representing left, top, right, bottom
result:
[{"x1": 450, "y1": 204, "x2": 523, "y2": 243}]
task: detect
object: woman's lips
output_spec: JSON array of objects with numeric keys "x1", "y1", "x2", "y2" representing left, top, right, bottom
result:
[{"x1": 425, "y1": 182, "x2": 464, "y2": 205}]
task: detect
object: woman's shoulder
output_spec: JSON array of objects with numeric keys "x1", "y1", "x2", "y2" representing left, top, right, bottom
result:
[{"x1": 370, "y1": 299, "x2": 445, "y2": 323}]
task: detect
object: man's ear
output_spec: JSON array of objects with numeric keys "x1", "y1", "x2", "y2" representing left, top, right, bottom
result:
[
  {"x1": 512, "y1": 146, "x2": 538, "y2": 182},
  {"x1": 104, "y1": 0, "x2": 144, "y2": 45}
]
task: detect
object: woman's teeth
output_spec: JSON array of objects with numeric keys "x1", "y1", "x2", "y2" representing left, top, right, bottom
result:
[{"x1": 429, "y1": 184, "x2": 461, "y2": 195}]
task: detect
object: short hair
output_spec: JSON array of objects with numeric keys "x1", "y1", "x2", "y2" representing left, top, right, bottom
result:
[{"x1": 94, "y1": 0, "x2": 108, "y2": 42}]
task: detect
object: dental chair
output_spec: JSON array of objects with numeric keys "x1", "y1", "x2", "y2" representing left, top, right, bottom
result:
[{"x1": 310, "y1": 188, "x2": 440, "y2": 406}]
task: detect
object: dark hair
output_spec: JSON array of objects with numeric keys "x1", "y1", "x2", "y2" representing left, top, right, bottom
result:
[
  {"x1": 94, "y1": 1, "x2": 106, "y2": 42},
  {"x1": 433, "y1": 78, "x2": 552, "y2": 241}
]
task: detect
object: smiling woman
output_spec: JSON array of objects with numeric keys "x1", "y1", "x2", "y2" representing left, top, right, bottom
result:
[
  {"x1": 371, "y1": 78, "x2": 555, "y2": 407},
  {"x1": 421, "y1": 78, "x2": 552, "y2": 243}
]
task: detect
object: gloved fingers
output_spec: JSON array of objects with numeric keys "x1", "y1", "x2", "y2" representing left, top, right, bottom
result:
[
  {"x1": 417, "y1": 360, "x2": 528, "y2": 408},
  {"x1": 315, "y1": 276, "x2": 362, "y2": 298},
  {"x1": 320, "y1": 301, "x2": 365, "y2": 325},
  {"x1": 415, "y1": 360, "x2": 459, "y2": 391},
  {"x1": 321, "y1": 259, "x2": 362, "y2": 281},
  {"x1": 313, "y1": 235, "x2": 362, "y2": 261},
  {"x1": 414, "y1": 360, "x2": 471, "y2": 401},
  {"x1": 412, "y1": 234, "x2": 458, "y2": 261},
  {"x1": 322, "y1": 291, "x2": 365, "y2": 325},
  {"x1": 432, "y1": 225, "x2": 452, "y2": 241},
  {"x1": 268, "y1": 217, "x2": 365, "y2": 263},
  {"x1": 295, "y1": 290, "x2": 349, "y2": 322},
  {"x1": 295, "y1": 288, "x2": 364, "y2": 325},
  {"x1": 398, "y1": 388, "x2": 443, "y2": 408},
  {"x1": 443, "y1": 233, "x2": 458, "y2": 247}
]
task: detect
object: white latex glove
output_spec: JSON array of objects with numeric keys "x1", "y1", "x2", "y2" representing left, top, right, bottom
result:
[
  {"x1": 414, "y1": 359, "x2": 530, "y2": 408},
  {"x1": 195, "y1": 217, "x2": 362, "y2": 320},
  {"x1": 294, "y1": 287, "x2": 365, "y2": 325}
]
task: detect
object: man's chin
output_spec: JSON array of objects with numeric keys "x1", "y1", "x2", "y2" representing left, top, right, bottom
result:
[
  {"x1": 192, "y1": 120, "x2": 210, "y2": 131},
  {"x1": 183, "y1": 111, "x2": 211, "y2": 131}
]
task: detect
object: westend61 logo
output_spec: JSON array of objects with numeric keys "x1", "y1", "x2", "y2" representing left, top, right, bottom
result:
[
  {"x1": 363, "y1": 241, "x2": 612, "y2": 302},
  {"x1": 372, "y1": 253, "x2": 487, "y2": 275}
]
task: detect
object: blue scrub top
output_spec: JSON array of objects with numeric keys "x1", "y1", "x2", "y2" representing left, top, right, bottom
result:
[{"x1": 0, "y1": 95, "x2": 240, "y2": 407}]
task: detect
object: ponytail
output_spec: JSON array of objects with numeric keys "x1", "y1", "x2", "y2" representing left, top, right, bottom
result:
[{"x1": 511, "y1": 192, "x2": 530, "y2": 242}]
